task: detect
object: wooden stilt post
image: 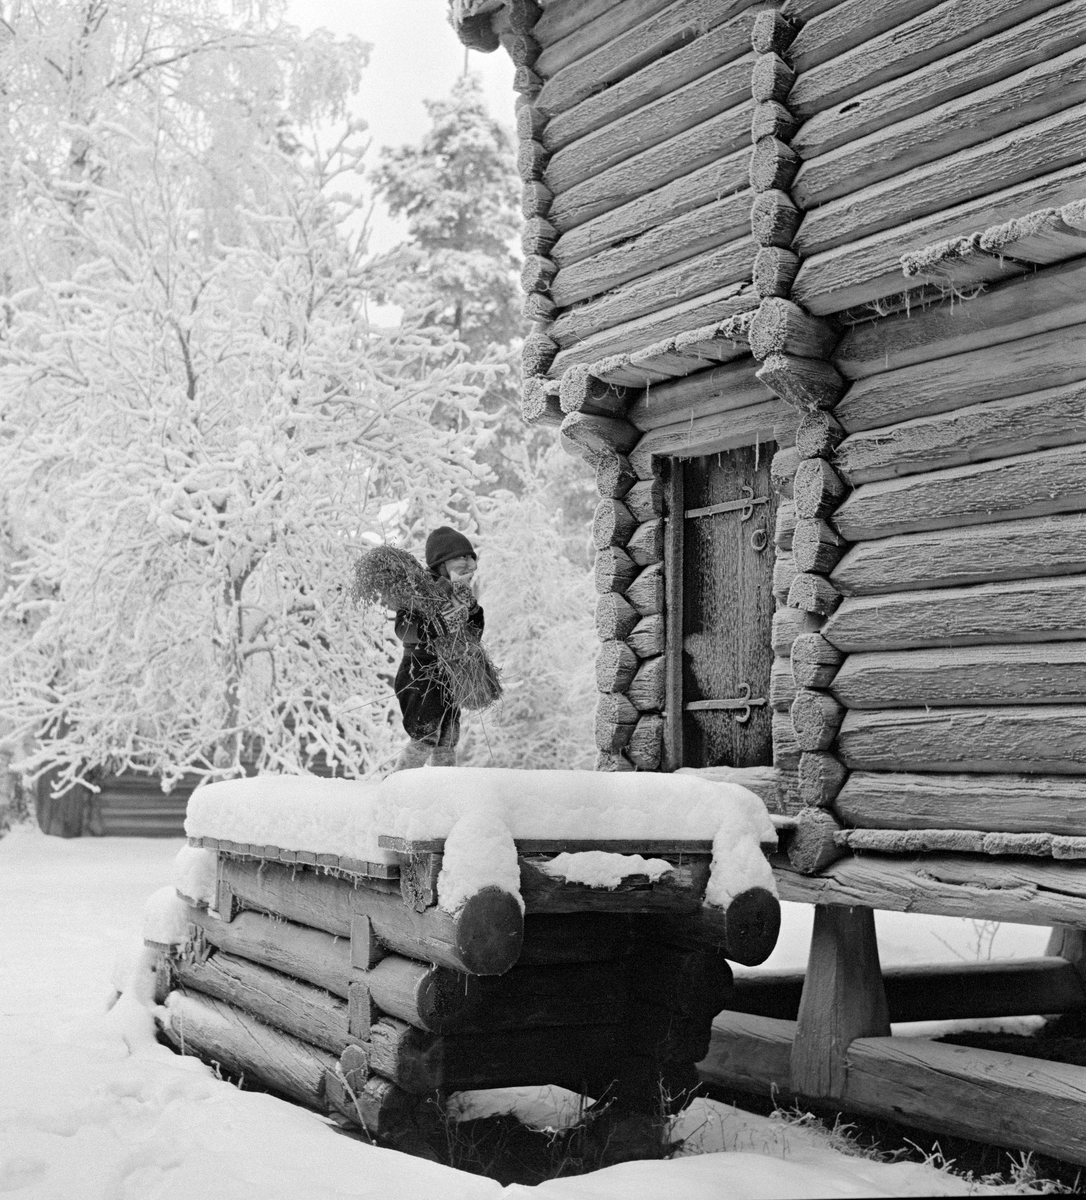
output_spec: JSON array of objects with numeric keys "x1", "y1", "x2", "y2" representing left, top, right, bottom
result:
[{"x1": 790, "y1": 905, "x2": 890, "y2": 1099}]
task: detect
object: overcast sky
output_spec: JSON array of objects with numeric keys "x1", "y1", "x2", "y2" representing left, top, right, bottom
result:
[{"x1": 288, "y1": 0, "x2": 517, "y2": 252}]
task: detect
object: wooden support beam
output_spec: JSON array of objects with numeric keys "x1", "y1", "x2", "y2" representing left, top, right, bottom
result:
[
  {"x1": 792, "y1": 161, "x2": 1086, "y2": 317},
  {"x1": 629, "y1": 400, "x2": 789, "y2": 479},
  {"x1": 774, "y1": 851, "x2": 1086, "y2": 928},
  {"x1": 833, "y1": 443, "x2": 1086, "y2": 542},
  {"x1": 162, "y1": 989, "x2": 336, "y2": 1109},
  {"x1": 552, "y1": 191, "x2": 750, "y2": 309},
  {"x1": 792, "y1": 0, "x2": 1086, "y2": 160},
  {"x1": 791, "y1": 905, "x2": 890, "y2": 1099},
  {"x1": 542, "y1": 7, "x2": 757, "y2": 152},
  {"x1": 798, "y1": 751, "x2": 847, "y2": 808},
  {"x1": 627, "y1": 358, "x2": 773, "y2": 432},
  {"x1": 837, "y1": 705, "x2": 1086, "y2": 774},
  {"x1": 832, "y1": 643, "x2": 1086, "y2": 710},
  {"x1": 731, "y1": 954, "x2": 1086, "y2": 1025},
  {"x1": 835, "y1": 771, "x2": 1086, "y2": 836},
  {"x1": 835, "y1": 379, "x2": 1086, "y2": 486}
]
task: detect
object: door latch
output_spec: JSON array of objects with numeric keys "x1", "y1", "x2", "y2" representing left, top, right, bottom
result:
[
  {"x1": 685, "y1": 486, "x2": 769, "y2": 523},
  {"x1": 684, "y1": 683, "x2": 767, "y2": 724}
]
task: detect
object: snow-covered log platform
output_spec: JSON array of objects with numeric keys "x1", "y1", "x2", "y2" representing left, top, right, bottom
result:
[{"x1": 150, "y1": 768, "x2": 781, "y2": 1148}]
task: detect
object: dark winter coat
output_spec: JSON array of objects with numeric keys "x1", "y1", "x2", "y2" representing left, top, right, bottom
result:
[{"x1": 393, "y1": 590, "x2": 484, "y2": 744}]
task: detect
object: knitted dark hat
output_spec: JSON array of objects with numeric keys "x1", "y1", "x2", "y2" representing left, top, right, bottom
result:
[{"x1": 425, "y1": 526, "x2": 476, "y2": 569}]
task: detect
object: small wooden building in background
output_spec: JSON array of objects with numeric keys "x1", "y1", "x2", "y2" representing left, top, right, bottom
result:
[{"x1": 452, "y1": 0, "x2": 1086, "y2": 1166}]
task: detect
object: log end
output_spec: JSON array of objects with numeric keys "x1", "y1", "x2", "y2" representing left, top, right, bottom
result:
[
  {"x1": 454, "y1": 885, "x2": 525, "y2": 976},
  {"x1": 712, "y1": 887, "x2": 782, "y2": 967}
]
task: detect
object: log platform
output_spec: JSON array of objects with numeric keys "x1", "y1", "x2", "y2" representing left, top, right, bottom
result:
[{"x1": 159, "y1": 829, "x2": 782, "y2": 1149}]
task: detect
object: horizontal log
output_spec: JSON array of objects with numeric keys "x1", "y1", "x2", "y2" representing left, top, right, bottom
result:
[
  {"x1": 522, "y1": 215, "x2": 558, "y2": 257},
  {"x1": 546, "y1": 55, "x2": 754, "y2": 196},
  {"x1": 796, "y1": 100, "x2": 1086, "y2": 257},
  {"x1": 832, "y1": 643, "x2": 1086, "y2": 710},
  {"x1": 629, "y1": 399, "x2": 789, "y2": 479},
  {"x1": 835, "y1": 827, "x2": 1086, "y2": 857},
  {"x1": 523, "y1": 331, "x2": 558, "y2": 376},
  {"x1": 837, "y1": 322, "x2": 1086, "y2": 434},
  {"x1": 560, "y1": 364, "x2": 629, "y2": 416},
  {"x1": 835, "y1": 771, "x2": 1086, "y2": 835},
  {"x1": 595, "y1": 546, "x2": 639, "y2": 594},
  {"x1": 630, "y1": 941, "x2": 733, "y2": 1020},
  {"x1": 535, "y1": 0, "x2": 675, "y2": 79},
  {"x1": 596, "y1": 590, "x2": 640, "y2": 641},
  {"x1": 773, "y1": 550, "x2": 796, "y2": 605},
  {"x1": 549, "y1": 281, "x2": 758, "y2": 379},
  {"x1": 824, "y1": 574, "x2": 1086, "y2": 653},
  {"x1": 552, "y1": 191, "x2": 752, "y2": 308},
  {"x1": 730, "y1": 956, "x2": 1086, "y2": 1025},
  {"x1": 794, "y1": 45, "x2": 1086, "y2": 212},
  {"x1": 792, "y1": 518, "x2": 846, "y2": 575},
  {"x1": 522, "y1": 377, "x2": 564, "y2": 426},
  {"x1": 837, "y1": 705, "x2": 1086, "y2": 774},
  {"x1": 771, "y1": 446, "x2": 800, "y2": 498},
  {"x1": 752, "y1": 246, "x2": 801, "y2": 299},
  {"x1": 751, "y1": 100, "x2": 798, "y2": 144},
  {"x1": 543, "y1": 6, "x2": 757, "y2": 151},
  {"x1": 627, "y1": 358, "x2": 773, "y2": 432},
  {"x1": 549, "y1": 105, "x2": 754, "y2": 231},
  {"x1": 774, "y1": 850, "x2": 1086, "y2": 928},
  {"x1": 792, "y1": 0, "x2": 1086, "y2": 159},
  {"x1": 834, "y1": 443, "x2": 1086, "y2": 542},
  {"x1": 627, "y1": 712, "x2": 663, "y2": 770},
  {"x1": 798, "y1": 751, "x2": 847, "y2": 807},
  {"x1": 521, "y1": 179, "x2": 553, "y2": 221},
  {"x1": 836, "y1": 256, "x2": 1086, "y2": 385},
  {"x1": 756, "y1": 354, "x2": 845, "y2": 413},
  {"x1": 220, "y1": 858, "x2": 522, "y2": 976},
  {"x1": 596, "y1": 751, "x2": 635, "y2": 772},
  {"x1": 520, "y1": 854, "x2": 709, "y2": 915},
  {"x1": 625, "y1": 477, "x2": 665, "y2": 522},
  {"x1": 786, "y1": 807, "x2": 846, "y2": 874},
  {"x1": 553, "y1": 149, "x2": 751, "y2": 270},
  {"x1": 551, "y1": 237, "x2": 756, "y2": 347},
  {"x1": 787, "y1": 572, "x2": 841, "y2": 616},
  {"x1": 593, "y1": 497, "x2": 637, "y2": 549},
  {"x1": 749, "y1": 298, "x2": 838, "y2": 362},
  {"x1": 750, "y1": 188, "x2": 801, "y2": 248},
  {"x1": 596, "y1": 452, "x2": 637, "y2": 499},
  {"x1": 791, "y1": 631, "x2": 845, "y2": 689},
  {"x1": 772, "y1": 606, "x2": 822, "y2": 657},
  {"x1": 628, "y1": 654, "x2": 665, "y2": 711},
  {"x1": 163, "y1": 990, "x2": 336, "y2": 1109},
  {"x1": 836, "y1": 379, "x2": 1086, "y2": 487},
  {"x1": 596, "y1": 691, "x2": 641, "y2": 729},
  {"x1": 770, "y1": 657, "x2": 797, "y2": 712},
  {"x1": 788, "y1": 0, "x2": 934, "y2": 75},
  {"x1": 793, "y1": 458, "x2": 846, "y2": 520},
  {"x1": 775, "y1": 499, "x2": 796, "y2": 551},
  {"x1": 751, "y1": 8, "x2": 798, "y2": 55},
  {"x1": 627, "y1": 613, "x2": 664, "y2": 658},
  {"x1": 532, "y1": 0, "x2": 619, "y2": 47},
  {"x1": 562, "y1": 411, "x2": 640, "y2": 458},
  {"x1": 173, "y1": 951, "x2": 352, "y2": 1055},
  {"x1": 773, "y1": 709, "x2": 802, "y2": 772},
  {"x1": 752, "y1": 52, "x2": 795, "y2": 105},
  {"x1": 795, "y1": 409, "x2": 844, "y2": 461},
  {"x1": 791, "y1": 687, "x2": 845, "y2": 752},
  {"x1": 641, "y1": 886, "x2": 781, "y2": 966},
  {"x1": 595, "y1": 712, "x2": 634, "y2": 754},
  {"x1": 625, "y1": 562, "x2": 664, "y2": 615},
  {"x1": 596, "y1": 639, "x2": 639, "y2": 692},
  {"x1": 832, "y1": 512, "x2": 1086, "y2": 597},
  {"x1": 792, "y1": 160, "x2": 1086, "y2": 317}
]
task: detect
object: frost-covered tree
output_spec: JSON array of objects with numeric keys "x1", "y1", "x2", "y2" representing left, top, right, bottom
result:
[{"x1": 0, "y1": 1, "x2": 490, "y2": 792}]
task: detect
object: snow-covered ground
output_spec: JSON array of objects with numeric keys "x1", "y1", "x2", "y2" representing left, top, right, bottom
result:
[{"x1": 0, "y1": 823, "x2": 1044, "y2": 1198}]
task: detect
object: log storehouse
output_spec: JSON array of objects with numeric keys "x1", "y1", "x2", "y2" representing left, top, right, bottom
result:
[{"x1": 446, "y1": 0, "x2": 1086, "y2": 1166}]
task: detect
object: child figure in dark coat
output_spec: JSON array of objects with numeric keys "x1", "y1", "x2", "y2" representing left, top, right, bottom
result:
[{"x1": 392, "y1": 527, "x2": 483, "y2": 770}]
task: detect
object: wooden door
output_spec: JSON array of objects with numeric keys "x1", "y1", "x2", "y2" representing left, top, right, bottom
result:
[{"x1": 667, "y1": 444, "x2": 778, "y2": 769}]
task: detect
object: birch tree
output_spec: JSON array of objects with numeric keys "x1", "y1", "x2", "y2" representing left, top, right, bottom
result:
[{"x1": 0, "y1": 1, "x2": 490, "y2": 791}]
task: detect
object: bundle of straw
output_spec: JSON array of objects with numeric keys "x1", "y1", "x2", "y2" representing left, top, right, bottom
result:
[{"x1": 352, "y1": 544, "x2": 503, "y2": 711}]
